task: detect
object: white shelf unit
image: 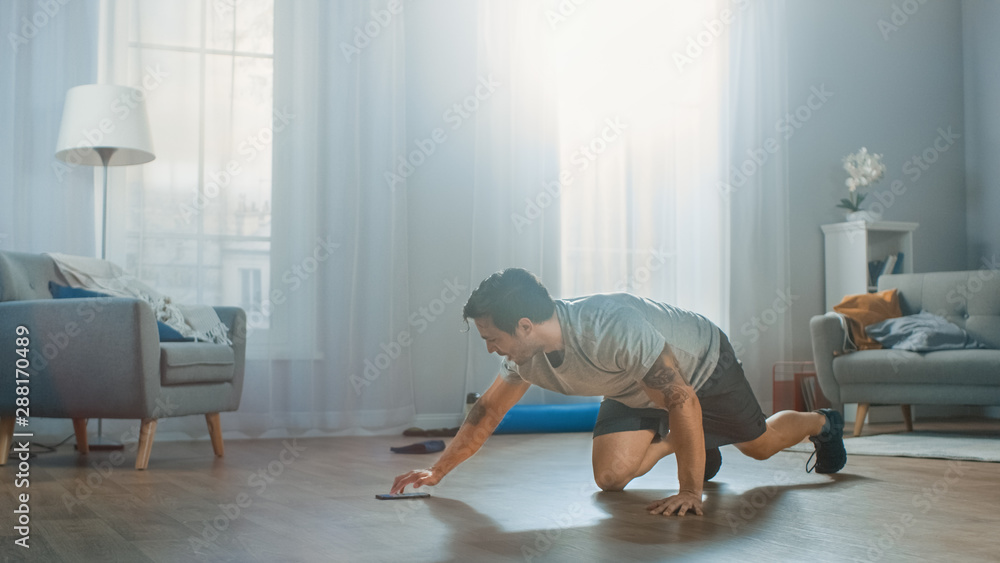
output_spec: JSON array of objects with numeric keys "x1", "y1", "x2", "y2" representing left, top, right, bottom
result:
[{"x1": 821, "y1": 221, "x2": 918, "y2": 311}]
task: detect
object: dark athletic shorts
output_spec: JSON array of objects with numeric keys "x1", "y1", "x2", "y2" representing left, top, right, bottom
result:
[{"x1": 592, "y1": 332, "x2": 767, "y2": 449}]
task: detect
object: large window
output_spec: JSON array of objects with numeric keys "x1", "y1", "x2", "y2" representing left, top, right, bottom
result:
[{"x1": 120, "y1": 0, "x2": 273, "y2": 320}]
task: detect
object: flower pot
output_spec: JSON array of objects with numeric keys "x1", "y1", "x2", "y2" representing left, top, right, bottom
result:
[{"x1": 846, "y1": 210, "x2": 876, "y2": 222}]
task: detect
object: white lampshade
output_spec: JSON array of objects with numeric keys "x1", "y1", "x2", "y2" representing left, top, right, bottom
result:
[{"x1": 55, "y1": 84, "x2": 155, "y2": 166}]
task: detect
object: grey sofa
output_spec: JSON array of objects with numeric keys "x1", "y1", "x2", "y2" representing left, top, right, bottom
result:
[
  {"x1": 810, "y1": 270, "x2": 1000, "y2": 437},
  {"x1": 0, "y1": 251, "x2": 246, "y2": 469}
]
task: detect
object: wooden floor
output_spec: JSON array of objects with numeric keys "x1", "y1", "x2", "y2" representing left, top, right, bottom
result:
[{"x1": 1, "y1": 419, "x2": 999, "y2": 563}]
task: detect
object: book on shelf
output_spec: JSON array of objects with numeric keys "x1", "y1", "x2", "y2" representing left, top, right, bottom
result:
[
  {"x1": 867, "y1": 259, "x2": 882, "y2": 288},
  {"x1": 880, "y1": 254, "x2": 897, "y2": 279},
  {"x1": 867, "y1": 252, "x2": 904, "y2": 290}
]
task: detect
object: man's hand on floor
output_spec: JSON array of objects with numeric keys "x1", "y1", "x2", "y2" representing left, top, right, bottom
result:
[
  {"x1": 391, "y1": 468, "x2": 441, "y2": 494},
  {"x1": 646, "y1": 491, "x2": 704, "y2": 517}
]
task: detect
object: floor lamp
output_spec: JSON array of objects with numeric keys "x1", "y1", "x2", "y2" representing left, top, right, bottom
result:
[{"x1": 54, "y1": 84, "x2": 156, "y2": 450}]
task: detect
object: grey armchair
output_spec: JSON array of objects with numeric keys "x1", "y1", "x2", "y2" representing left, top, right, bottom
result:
[{"x1": 0, "y1": 251, "x2": 246, "y2": 469}]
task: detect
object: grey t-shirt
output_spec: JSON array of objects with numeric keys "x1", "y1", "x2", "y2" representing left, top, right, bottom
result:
[{"x1": 501, "y1": 293, "x2": 721, "y2": 410}]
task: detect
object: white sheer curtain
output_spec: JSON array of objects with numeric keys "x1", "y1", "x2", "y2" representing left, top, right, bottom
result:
[
  {"x1": 98, "y1": 0, "x2": 282, "y2": 439},
  {"x1": 53, "y1": 0, "x2": 788, "y2": 436},
  {"x1": 0, "y1": 0, "x2": 101, "y2": 439},
  {"x1": 470, "y1": 0, "x2": 791, "y2": 411},
  {"x1": 0, "y1": 0, "x2": 100, "y2": 255},
  {"x1": 266, "y1": 0, "x2": 415, "y2": 432},
  {"x1": 555, "y1": 1, "x2": 729, "y2": 329},
  {"x1": 100, "y1": 0, "x2": 414, "y2": 435},
  {"x1": 463, "y1": 0, "x2": 565, "y2": 405},
  {"x1": 727, "y1": 0, "x2": 791, "y2": 412},
  {"x1": 102, "y1": 0, "x2": 274, "y2": 314}
]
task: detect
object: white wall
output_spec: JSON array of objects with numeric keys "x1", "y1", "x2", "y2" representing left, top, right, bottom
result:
[
  {"x1": 962, "y1": 0, "x2": 1000, "y2": 420},
  {"x1": 963, "y1": 0, "x2": 1000, "y2": 269},
  {"x1": 786, "y1": 0, "x2": 967, "y2": 363}
]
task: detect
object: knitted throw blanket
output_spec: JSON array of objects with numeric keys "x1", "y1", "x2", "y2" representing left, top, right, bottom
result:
[{"x1": 47, "y1": 253, "x2": 232, "y2": 345}]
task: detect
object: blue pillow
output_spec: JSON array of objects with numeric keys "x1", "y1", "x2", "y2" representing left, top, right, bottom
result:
[
  {"x1": 48, "y1": 281, "x2": 109, "y2": 299},
  {"x1": 866, "y1": 311, "x2": 987, "y2": 352},
  {"x1": 156, "y1": 322, "x2": 193, "y2": 342},
  {"x1": 48, "y1": 282, "x2": 194, "y2": 342}
]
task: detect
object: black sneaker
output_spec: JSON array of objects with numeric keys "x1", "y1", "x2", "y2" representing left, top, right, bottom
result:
[
  {"x1": 806, "y1": 408, "x2": 846, "y2": 474},
  {"x1": 704, "y1": 447, "x2": 722, "y2": 481}
]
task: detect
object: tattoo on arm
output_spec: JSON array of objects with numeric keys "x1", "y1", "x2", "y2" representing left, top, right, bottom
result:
[
  {"x1": 464, "y1": 401, "x2": 487, "y2": 426},
  {"x1": 642, "y1": 347, "x2": 694, "y2": 410}
]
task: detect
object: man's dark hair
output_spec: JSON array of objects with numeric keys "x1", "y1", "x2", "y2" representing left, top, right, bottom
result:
[{"x1": 463, "y1": 268, "x2": 556, "y2": 334}]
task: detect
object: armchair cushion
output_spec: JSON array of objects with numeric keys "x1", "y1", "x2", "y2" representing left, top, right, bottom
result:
[
  {"x1": 49, "y1": 282, "x2": 194, "y2": 342},
  {"x1": 160, "y1": 342, "x2": 235, "y2": 386}
]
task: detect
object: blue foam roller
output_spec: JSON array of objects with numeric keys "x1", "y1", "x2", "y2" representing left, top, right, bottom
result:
[{"x1": 493, "y1": 403, "x2": 601, "y2": 434}]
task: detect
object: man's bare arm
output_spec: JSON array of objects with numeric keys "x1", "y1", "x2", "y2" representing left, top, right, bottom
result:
[
  {"x1": 641, "y1": 347, "x2": 697, "y2": 410},
  {"x1": 432, "y1": 375, "x2": 526, "y2": 474},
  {"x1": 638, "y1": 344, "x2": 705, "y2": 515},
  {"x1": 391, "y1": 374, "x2": 529, "y2": 493}
]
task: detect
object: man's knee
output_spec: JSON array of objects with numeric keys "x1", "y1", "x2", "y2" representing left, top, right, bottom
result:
[
  {"x1": 736, "y1": 440, "x2": 774, "y2": 461},
  {"x1": 591, "y1": 429, "x2": 656, "y2": 491},
  {"x1": 592, "y1": 458, "x2": 639, "y2": 491},
  {"x1": 744, "y1": 447, "x2": 773, "y2": 461},
  {"x1": 593, "y1": 470, "x2": 631, "y2": 492}
]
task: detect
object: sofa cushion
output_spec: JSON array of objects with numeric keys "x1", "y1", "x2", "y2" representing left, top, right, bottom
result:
[
  {"x1": 0, "y1": 251, "x2": 65, "y2": 302},
  {"x1": 160, "y1": 342, "x2": 235, "y2": 385},
  {"x1": 833, "y1": 349, "x2": 1000, "y2": 386}
]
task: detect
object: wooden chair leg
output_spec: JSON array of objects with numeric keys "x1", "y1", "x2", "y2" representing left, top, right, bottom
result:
[
  {"x1": 901, "y1": 404, "x2": 913, "y2": 432},
  {"x1": 135, "y1": 418, "x2": 158, "y2": 470},
  {"x1": 73, "y1": 418, "x2": 89, "y2": 454},
  {"x1": 205, "y1": 413, "x2": 224, "y2": 457},
  {"x1": 853, "y1": 403, "x2": 870, "y2": 437},
  {"x1": 0, "y1": 417, "x2": 14, "y2": 466}
]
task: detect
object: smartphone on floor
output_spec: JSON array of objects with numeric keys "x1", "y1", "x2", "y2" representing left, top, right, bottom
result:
[{"x1": 376, "y1": 492, "x2": 431, "y2": 500}]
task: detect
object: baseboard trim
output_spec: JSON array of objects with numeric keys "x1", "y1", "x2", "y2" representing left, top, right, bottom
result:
[{"x1": 413, "y1": 413, "x2": 464, "y2": 429}]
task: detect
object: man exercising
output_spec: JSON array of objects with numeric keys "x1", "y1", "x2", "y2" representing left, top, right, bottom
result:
[{"x1": 391, "y1": 268, "x2": 845, "y2": 516}]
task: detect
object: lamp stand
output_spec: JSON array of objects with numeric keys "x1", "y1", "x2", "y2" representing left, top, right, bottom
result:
[
  {"x1": 96, "y1": 147, "x2": 116, "y2": 260},
  {"x1": 89, "y1": 147, "x2": 125, "y2": 452}
]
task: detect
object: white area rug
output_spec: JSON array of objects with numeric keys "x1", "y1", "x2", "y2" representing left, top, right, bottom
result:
[{"x1": 784, "y1": 431, "x2": 1000, "y2": 463}]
